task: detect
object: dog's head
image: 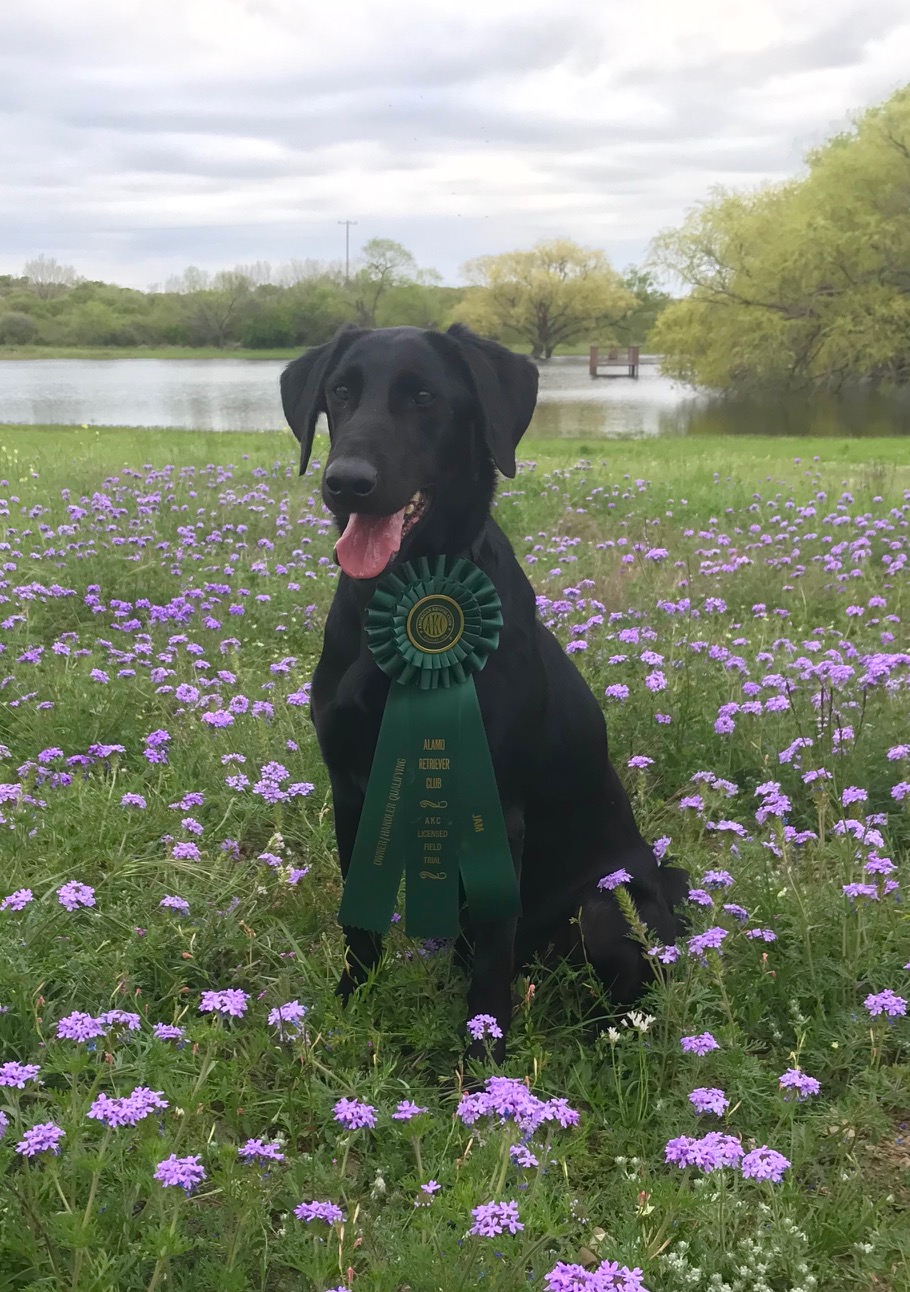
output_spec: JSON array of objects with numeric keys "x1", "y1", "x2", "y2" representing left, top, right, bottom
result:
[{"x1": 280, "y1": 324, "x2": 538, "y2": 579}]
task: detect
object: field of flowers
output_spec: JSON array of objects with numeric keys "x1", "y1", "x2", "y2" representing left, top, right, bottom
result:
[{"x1": 0, "y1": 425, "x2": 908, "y2": 1292}]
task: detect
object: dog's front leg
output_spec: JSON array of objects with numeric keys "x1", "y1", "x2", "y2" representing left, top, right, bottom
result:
[
  {"x1": 464, "y1": 805, "x2": 523, "y2": 1064},
  {"x1": 331, "y1": 776, "x2": 383, "y2": 1002}
]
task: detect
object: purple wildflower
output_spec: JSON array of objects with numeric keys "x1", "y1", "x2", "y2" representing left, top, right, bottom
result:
[
  {"x1": 702, "y1": 870, "x2": 734, "y2": 889},
  {"x1": 159, "y1": 895, "x2": 190, "y2": 914},
  {"x1": 153, "y1": 1023, "x2": 186, "y2": 1042},
  {"x1": 688, "y1": 1087, "x2": 730, "y2": 1116},
  {"x1": 469, "y1": 1199, "x2": 524, "y2": 1237},
  {"x1": 510, "y1": 1143, "x2": 539, "y2": 1168},
  {"x1": 864, "y1": 990, "x2": 907, "y2": 1018},
  {"x1": 238, "y1": 1138, "x2": 285, "y2": 1162},
  {"x1": 1, "y1": 888, "x2": 34, "y2": 912},
  {"x1": 16, "y1": 1122, "x2": 65, "y2": 1157},
  {"x1": 153, "y1": 1153, "x2": 206, "y2": 1192},
  {"x1": 598, "y1": 868, "x2": 632, "y2": 891},
  {"x1": 198, "y1": 988, "x2": 249, "y2": 1018},
  {"x1": 56, "y1": 881, "x2": 96, "y2": 911},
  {"x1": 267, "y1": 999, "x2": 308, "y2": 1037},
  {"x1": 333, "y1": 1097, "x2": 377, "y2": 1130},
  {"x1": 778, "y1": 1069, "x2": 821, "y2": 1100},
  {"x1": 393, "y1": 1100, "x2": 428, "y2": 1121},
  {"x1": 294, "y1": 1200, "x2": 345, "y2": 1225},
  {"x1": 0, "y1": 1061, "x2": 41, "y2": 1088},
  {"x1": 88, "y1": 1086, "x2": 168, "y2": 1128},
  {"x1": 56, "y1": 1011, "x2": 105, "y2": 1042},
  {"x1": 665, "y1": 1131, "x2": 744, "y2": 1172},
  {"x1": 687, "y1": 927, "x2": 728, "y2": 958},
  {"x1": 680, "y1": 1032, "x2": 719, "y2": 1056},
  {"x1": 741, "y1": 1145, "x2": 790, "y2": 1182},
  {"x1": 467, "y1": 1013, "x2": 503, "y2": 1041}
]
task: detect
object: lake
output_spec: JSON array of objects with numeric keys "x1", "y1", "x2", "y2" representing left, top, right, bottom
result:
[{"x1": 1, "y1": 356, "x2": 908, "y2": 438}]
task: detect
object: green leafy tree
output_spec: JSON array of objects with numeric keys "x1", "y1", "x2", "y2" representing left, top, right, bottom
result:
[
  {"x1": 349, "y1": 239, "x2": 421, "y2": 327},
  {"x1": 455, "y1": 240, "x2": 635, "y2": 359},
  {"x1": 0, "y1": 311, "x2": 40, "y2": 344},
  {"x1": 651, "y1": 83, "x2": 910, "y2": 390}
]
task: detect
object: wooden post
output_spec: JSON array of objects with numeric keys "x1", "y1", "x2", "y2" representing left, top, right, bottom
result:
[
  {"x1": 629, "y1": 345, "x2": 640, "y2": 378},
  {"x1": 589, "y1": 344, "x2": 598, "y2": 378}
]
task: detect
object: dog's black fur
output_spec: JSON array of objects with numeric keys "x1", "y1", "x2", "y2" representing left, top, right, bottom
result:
[{"x1": 281, "y1": 323, "x2": 688, "y2": 1059}]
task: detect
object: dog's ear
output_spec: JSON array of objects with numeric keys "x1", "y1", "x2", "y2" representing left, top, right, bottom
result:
[
  {"x1": 280, "y1": 326, "x2": 366, "y2": 475},
  {"x1": 443, "y1": 323, "x2": 538, "y2": 479}
]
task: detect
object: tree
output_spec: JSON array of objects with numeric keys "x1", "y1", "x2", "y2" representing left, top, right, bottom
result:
[
  {"x1": 350, "y1": 239, "x2": 420, "y2": 327},
  {"x1": 454, "y1": 240, "x2": 636, "y2": 359},
  {"x1": 615, "y1": 268, "x2": 673, "y2": 346},
  {"x1": 650, "y1": 83, "x2": 910, "y2": 390},
  {"x1": 169, "y1": 267, "x2": 253, "y2": 347},
  {"x1": 0, "y1": 311, "x2": 40, "y2": 344},
  {"x1": 23, "y1": 255, "x2": 81, "y2": 298}
]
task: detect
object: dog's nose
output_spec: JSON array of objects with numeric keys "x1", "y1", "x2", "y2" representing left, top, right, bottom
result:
[{"x1": 324, "y1": 458, "x2": 378, "y2": 503}]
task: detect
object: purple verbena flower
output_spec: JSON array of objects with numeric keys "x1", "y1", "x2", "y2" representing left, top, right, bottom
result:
[
  {"x1": 778, "y1": 1069, "x2": 820, "y2": 1100},
  {"x1": 741, "y1": 1145, "x2": 790, "y2": 1182},
  {"x1": 1, "y1": 888, "x2": 33, "y2": 912},
  {"x1": 333, "y1": 1097, "x2": 377, "y2": 1130},
  {"x1": 57, "y1": 881, "x2": 95, "y2": 911},
  {"x1": 467, "y1": 1013, "x2": 503, "y2": 1041},
  {"x1": 469, "y1": 1199, "x2": 524, "y2": 1237},
  {"x1": 687, "y1": 927, "x2": 728, "y2": 958},
  {"x1": 393, "y1": 1100, "x2": 428, "y2": 1121},
  {"x1": 153, "y1": 1023, "x2": 186, "y2": 1042},
  {"x1": 16, "y1": 1122, "x2": 65, "y2": 1157},
  {"x1": 56, "y1": 1011, "x2": 105, "y2": 1042},
  {"x1": 680, "y1": 1032, "x2": 719, "y2": 1056},
  {"x1": 598, "y1": 868, "x2": 632, "y2": 891},
  {"x1": 864, "y1": 990, "x2": 907, "y2": 1018},
  {"x1": 294, "y1": 1199, "x2": 345, "y2": 1225},
  {"x1": 238, "y1": 1138, "x2": 285, "y2": 1162},
  {"x1": 688, "y1": 1087, "x2": 729, "y2": 1116},
  {"x1": 198, "y1": 988, "x2": 249, "y2": 1018},
  {"x1": 153, "y1": 1153, "x2": 206, "y2": 1191},
  {"x1": 0, "y1": 1061, "x2": 41, "y2": 1088}
]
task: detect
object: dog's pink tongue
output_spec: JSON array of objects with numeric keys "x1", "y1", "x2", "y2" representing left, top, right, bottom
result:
[{"x1": 335, "y1": 508, "x2": 406, "y2": 579}]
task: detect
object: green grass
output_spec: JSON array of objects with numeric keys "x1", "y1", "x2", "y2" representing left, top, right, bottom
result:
[{"x1": 0, "y1": 428, "x2": 908, "y2": 1290}]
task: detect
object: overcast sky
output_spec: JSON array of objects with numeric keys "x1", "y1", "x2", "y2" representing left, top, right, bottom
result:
[{"x1": 2, "y1": 0, "x2": 907, "y2": 289}]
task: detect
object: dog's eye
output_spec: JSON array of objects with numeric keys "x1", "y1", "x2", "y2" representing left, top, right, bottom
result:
[
  {"x1": 413, "y1": 390, "x2": 434, "y2": 406},
  {"x1": 332, "y1": 385, "x2": 350, "y2": 401}
]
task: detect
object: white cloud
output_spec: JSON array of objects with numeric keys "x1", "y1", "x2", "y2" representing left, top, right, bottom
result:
[{"x1": 1, "y1": 0, "x2": 907, "y2": 286}]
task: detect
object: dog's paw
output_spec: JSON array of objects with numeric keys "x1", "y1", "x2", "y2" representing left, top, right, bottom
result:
[{"x1": 335, "y1": 970, "x2": 361, "y2": 1005}]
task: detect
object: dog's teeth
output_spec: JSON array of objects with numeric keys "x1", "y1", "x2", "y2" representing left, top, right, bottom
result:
[
  {"x1": 405, "y1": 503, "x2": 415, "y2": 515},
  {"x1": 410, "y1": 491, "x2": 422, "y2": 504}
]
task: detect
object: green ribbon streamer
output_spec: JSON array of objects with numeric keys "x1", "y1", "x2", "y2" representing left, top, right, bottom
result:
[{"x1": 337, "y1": 556, "x2": 521, "y2": 939}]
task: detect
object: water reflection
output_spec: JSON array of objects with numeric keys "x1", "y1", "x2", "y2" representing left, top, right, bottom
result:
[{"x1": 0, "y1": 356, "x2": 907, "y2": 438}]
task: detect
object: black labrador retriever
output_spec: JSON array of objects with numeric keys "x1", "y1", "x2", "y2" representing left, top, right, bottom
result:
[{"x1": 281, "y1": 323, "x2": 687, "y2": 1058}]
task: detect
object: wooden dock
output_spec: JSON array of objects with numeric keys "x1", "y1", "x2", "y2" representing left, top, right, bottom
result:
[{"x1": 589, "y1": 345, "x2": 640, "y2": 379}]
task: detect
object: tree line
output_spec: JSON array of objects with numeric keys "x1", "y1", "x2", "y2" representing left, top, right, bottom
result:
[
  {"x1": 651, "y1": 82, "x2": 910, "y2": 391},
  {"x1": 0, "y1": 240, "x2": 669, "y2": 358}
]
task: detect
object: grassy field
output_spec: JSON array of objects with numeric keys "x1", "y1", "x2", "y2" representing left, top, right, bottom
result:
[{"x1": 0, "y1": 426, "x2": 908, "y2": 1291}]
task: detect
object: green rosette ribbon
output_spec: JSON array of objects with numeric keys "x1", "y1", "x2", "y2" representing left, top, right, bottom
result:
[{"x1": 337, "y1": 555, "x2": 522, "y2": 939}]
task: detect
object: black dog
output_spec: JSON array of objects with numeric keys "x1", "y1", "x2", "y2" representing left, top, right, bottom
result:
[{"x1": 281, "y1": 324, "x2": 687, "y2": 1057}]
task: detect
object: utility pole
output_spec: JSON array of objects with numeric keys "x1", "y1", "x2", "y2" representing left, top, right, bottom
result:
[{"x1": 338, "y1": 220, "x2": 357, "y2": 283}]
